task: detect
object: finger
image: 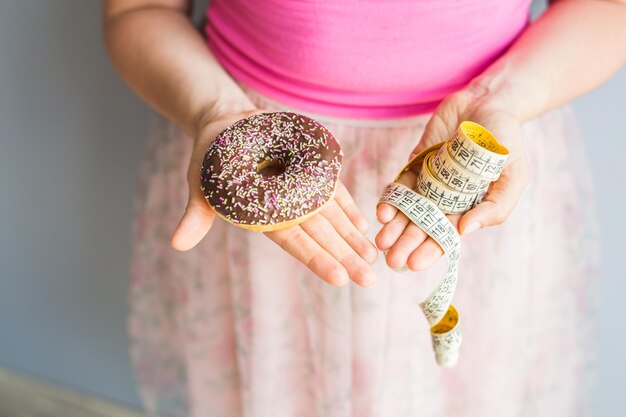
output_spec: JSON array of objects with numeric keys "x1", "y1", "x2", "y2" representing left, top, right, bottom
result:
[
  {"x1": 459, "y1": 165, "x2": 528, "y2": 235},
  {"x1": 172, "y1": 114, "x2": 261, "y2": 252},
  {"x1": 375, "y1": 210, "x2": 410, "y2": 251},
  {"x1": 407, "y1": 237, "x2": 445, "y2": 271},
  {"x1": 320, "y1": 201, "x2": 378, "y2": 264},
  {"x1": 266, "y1": 226, "x2": 349, "y2": 287},
  {"x1": 376, "y1": 170, "x2": 417, "y2": 224},
  {"x1": 334, "y1": 182, "x2": 369, "y2": 233},
  {"x1": 407, "y1": 212, "x2": 460, "y2": 269},
  {"x1": 171, "y1": 157, "x2": 215, "y2": 251},
  {"x1": 384, "y1": 222, "x2": 429, "y2": 270},
  {"x1": 376, "y1": 200, "x2": 398, "y2": 225},
  {"x1": 300, "y1": 214, "x2": 376, "y2": 288},
  {"x1": 171, "y1": 197, "x2": 216, "y2": 251}
]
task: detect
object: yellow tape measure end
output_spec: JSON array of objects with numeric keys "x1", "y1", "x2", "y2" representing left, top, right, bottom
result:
[{"x1": 459, "y1": 120, "x2": 509, "y2": 156}]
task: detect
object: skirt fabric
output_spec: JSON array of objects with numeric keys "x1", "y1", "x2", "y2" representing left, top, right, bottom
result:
[{"x1": 128, "y1": 85, "x2": 600, "y2": 417}]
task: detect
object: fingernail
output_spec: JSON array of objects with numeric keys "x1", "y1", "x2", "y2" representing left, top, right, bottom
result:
[{"x1": 463, "y1": 222, "x2": 481, "y2": 235}]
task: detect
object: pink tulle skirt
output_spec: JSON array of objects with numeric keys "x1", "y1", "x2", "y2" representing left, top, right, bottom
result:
[{"x1": 128, "y1": 85, "x2": 600, "y2": 417}]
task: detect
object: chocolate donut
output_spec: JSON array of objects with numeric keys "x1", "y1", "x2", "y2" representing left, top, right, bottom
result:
[{"x1": 200, "y1": 112, "x2": 343, "y2": 231}]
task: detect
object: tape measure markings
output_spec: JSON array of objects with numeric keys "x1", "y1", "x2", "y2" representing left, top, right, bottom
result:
[
  {"x1": 429, "y1": 145, "x2": 490, "y2": 194},
  {"x1": 377, "y1": 121, "x2": 509, "y2": 367},
  {"x1": 447, "y1": 122, "x2": 508, "y2": 181}
]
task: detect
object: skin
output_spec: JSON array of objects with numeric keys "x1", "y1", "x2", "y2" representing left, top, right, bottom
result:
[
  {"x1": 103, "y1": 0, "x2": 626, "y2": 284},
  {"x1": 102, "y1": 0, "x2": 378, "y2": 288},
  {"x1": 376, "y1": 0, "x2": 626, "y2": 271}
]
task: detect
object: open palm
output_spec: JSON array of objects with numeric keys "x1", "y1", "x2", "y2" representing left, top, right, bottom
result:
[
  {"x1": 171, "y1": 111, "x2": 378, "y2": 287},
  {"x1": 375, "y1": 91, "x2": 529, "y2": 271}
]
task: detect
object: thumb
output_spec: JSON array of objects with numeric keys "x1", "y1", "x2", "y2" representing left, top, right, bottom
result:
[
  {"x1": 458, "y1": 168, "x2": 527, "y2": 235},
  {"x1": 171, "y1": 197, "x2": 215, "y2": 251},
  {"x1": 170, "y1": 111, "x2": 263, "y2": 251},
  {"x1": 457, "y1": 200, "x2": 499, "y2": 236},
  {"x1": 171, "y1": 155, "x2": 216, "y2": 250}
]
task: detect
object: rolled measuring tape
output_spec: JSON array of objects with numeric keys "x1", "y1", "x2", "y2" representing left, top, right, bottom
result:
[{"x1": 378, "y1": 121, "x2": 509, "y2": 367}]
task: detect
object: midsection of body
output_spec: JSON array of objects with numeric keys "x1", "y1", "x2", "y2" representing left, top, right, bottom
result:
[{"x1": 205, "y1": 0, "x2": 531, "y2": 118}]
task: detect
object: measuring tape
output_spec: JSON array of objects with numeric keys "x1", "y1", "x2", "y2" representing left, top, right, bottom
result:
[{"x1": 378, "y1": 121, "x2": 509, "y2": 366}]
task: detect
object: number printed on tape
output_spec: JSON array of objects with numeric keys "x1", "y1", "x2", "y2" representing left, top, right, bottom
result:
[{"x1": 377, "y1": 121, "x2": 509, "y2": 367}]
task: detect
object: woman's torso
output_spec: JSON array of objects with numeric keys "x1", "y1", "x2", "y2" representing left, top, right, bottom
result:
[{"x1": 205, "y1": 0, "x2": 531, "y2": 118}]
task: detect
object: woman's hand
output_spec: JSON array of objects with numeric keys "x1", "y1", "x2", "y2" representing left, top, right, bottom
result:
[
  {"x1": 171, "y1": 111, "x2": 379, "y2": 288},
  {"x1": 375, "y1": 90, "x2": 529, "y2": 271}
]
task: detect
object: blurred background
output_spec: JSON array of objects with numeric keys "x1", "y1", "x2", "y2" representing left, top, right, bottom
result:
[{"x1": 1, "y1": 0, "x2": 624, "y2": 415}]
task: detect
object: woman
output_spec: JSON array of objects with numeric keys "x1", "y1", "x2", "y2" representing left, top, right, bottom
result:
[{"x1": 103, "y1": 0, "x2": 625, "y2": 416}]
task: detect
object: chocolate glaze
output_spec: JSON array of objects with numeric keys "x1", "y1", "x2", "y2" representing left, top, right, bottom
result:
[{"x1": 200, "y1": 112, "x2": 343, "y2": 227}]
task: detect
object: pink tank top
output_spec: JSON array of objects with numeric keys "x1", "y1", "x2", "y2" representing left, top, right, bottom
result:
[{"x1": 205, "y1": 0, "x2": 531, "y2": 119}]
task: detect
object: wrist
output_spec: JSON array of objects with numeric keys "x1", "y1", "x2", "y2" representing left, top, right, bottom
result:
[
  {"x1": 459, "y1": 60, "x2": 550, "y2": 123},
  {"x1": 190, "y1": 94, "x2": 257, "y2": 138}
]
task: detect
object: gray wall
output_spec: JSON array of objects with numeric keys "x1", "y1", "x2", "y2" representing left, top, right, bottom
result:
[
  {"x1": 0, "y1": 0, "x2": 624, "y2": 415},
  {"x1": 577, "y1": 63, "x2": 626, "y2": 417},
  {"x1": 0, "y1": 0, "x2": 149, "y2": 406}
]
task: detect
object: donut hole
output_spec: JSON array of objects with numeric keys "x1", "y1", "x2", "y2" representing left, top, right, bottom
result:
[{"x1": 257, "y1": 158, "x2": 286, "y2": 177}]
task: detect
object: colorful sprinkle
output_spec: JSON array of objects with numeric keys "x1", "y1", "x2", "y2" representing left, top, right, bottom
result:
[{"x1": 200, "y1": 112, "x2": 343, "y2": 227}]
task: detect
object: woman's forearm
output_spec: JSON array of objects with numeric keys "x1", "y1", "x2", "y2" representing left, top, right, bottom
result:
[
  {"x1": 103, "y1": 2, "x2": 255, "y2": 136},
  {"x1": 467, "y1": 0, "x2": 626, "y2": 122}
]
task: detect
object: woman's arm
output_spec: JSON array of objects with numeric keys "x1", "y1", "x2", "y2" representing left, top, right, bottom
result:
[
  {"x1": 376, "y1": 0, "x2": 626, "y2": 271},
  {"x1": 103, "y1": 0, "x2": 378, "y2": 287},
  {"x1": 102, "y1": 0, "x2": 255, "y2": 136},
  {"x1": 469, "y1": 0, "x2": 626, "y2": 123}
]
